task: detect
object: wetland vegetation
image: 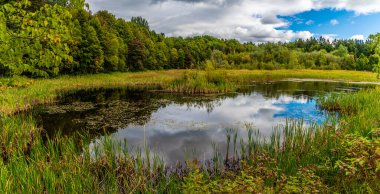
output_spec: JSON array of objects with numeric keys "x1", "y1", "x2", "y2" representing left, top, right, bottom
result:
[
  {"x1": 1, "y1": 0, "x2": 380, "y2": 193},
  {"x1": 1, "y1": 72, "x2": 380, "y2": 193}
]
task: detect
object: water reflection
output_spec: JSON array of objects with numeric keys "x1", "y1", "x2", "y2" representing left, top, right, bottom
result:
[{"x1": 37, "y1": 81, "x2": 373, "y2": 164}]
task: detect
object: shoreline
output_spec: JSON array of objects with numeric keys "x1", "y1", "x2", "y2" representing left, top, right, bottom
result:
[{"x1": 1, "y1": 69, "x2": 379, "y2": 115}]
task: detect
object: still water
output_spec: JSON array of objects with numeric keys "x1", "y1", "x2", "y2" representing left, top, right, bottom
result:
[{"x1": 37, "y1": 81, "x2": 372, "y2": 164}]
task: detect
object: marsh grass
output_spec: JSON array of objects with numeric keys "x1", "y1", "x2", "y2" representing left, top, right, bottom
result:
[
  {"x1": 180, "y1": 86, "x2": 380, "y2": 193},
  {"x1": 215, "y1": 119, "x2": 339, "y2": 176},
  {"x1": 1, "y1": 69, "x2": 378, "y2": 115},
  {"x1": 0, "y1": 114, "x2": 184, "y2": 193},
  {"x1": 179, "y1": 119, "x2": 340, "y2": 193},
  {"x1": 1, "y1": 70, "x2": 380, "y2": 193},
  {"x1": 169, "y1": 70, "x2": 236, "y2": 94},
  {"x1": 181, "y1": 115, "x2": 378, "y2": 193},
  {"x1": 1, "y1": 88, "x2": 380, "y2": 193},
  {"x1": 318, "y1": 87, "x2": 380, "y2": 135}
]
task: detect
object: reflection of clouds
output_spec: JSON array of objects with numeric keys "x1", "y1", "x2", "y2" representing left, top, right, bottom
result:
[
  {"x1": 149, "y1": 94, "x2": 276, "y2": 132},
  {"x1": 138, "y1": 93, "x2": 314, "y2": 134},
  {"x1": 111, "y1": 92, "x2": 326, "y2": 164},
  {"x1": 274, "y1": 95, "x2": 309, "y2": 104},
  {"x1": 112, "y1": 126, "x2": 227, "y2": 163},
  {"x1": 51, "y1": 81, "x2": 373, "y2": 164}
]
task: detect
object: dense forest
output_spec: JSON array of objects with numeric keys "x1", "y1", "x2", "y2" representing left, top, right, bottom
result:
[{"x1": 1, "y1": 0, "x2": 380, "y2": 78}]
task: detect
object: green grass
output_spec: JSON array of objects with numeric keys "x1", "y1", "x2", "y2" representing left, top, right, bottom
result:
[
  {"x1": 319, "y1": 87, "x2": 380, "y2": 136},
  {"x1": 182, "y1": 113, "x2": 379, "y2": 193},
  {"x1": 1, "y1": 69, "x2": 380, "y2": 193},
  {"x1": 168, "y1": 70, "x2": 236, "y2": 94},
  {"x1": 0, "y1": 113, "x2": 181, "y2": 193},
  {"x1": 2, "y1": 111, "x2": 378, "y2": 193},
  {"x1": 1, "y1": 69, "x2": 379, "y2": 115}
]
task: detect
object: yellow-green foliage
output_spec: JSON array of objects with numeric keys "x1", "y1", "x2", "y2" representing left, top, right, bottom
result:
[{"x1": 1, "y1": 0, "x2": 73, "y2": 77}]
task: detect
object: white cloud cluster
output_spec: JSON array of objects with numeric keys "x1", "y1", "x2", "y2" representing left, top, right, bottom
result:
[
  {"x1": 87, "y1": 0, "x2": 380, "y2": 42},
  {"x1": 351, "y1": 34, "x2": 365, "y2": 40},
  {"x1": 305, "y1": 20, "x2": 314, "y2": 25},
  {"x1": 321, "y1": 34, "x2": 338, "y2": 41},
  {"x1": 330, "y1": 19, "x2": 339, "y2": 26}
]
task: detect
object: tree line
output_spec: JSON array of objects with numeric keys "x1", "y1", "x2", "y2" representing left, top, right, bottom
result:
[{"x1": 1, "y1": 0, "x2": 380, "y2": 78}]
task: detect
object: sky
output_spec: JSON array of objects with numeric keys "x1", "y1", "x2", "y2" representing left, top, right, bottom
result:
[{"x1": 86, "y1": 0, "x2": 380, "y2": 43}]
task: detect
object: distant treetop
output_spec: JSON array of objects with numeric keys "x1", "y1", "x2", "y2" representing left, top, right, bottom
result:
[{"x1": 131, "y1": 16, "x2": 149, "y2": 30}]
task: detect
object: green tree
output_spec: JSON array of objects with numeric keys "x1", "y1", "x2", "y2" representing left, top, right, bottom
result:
[
  {"x1": 369, "y1": 34, "x2": 380, "y2": 78},
  {"x1": 169, "y1": 48, "x2": 179, "y2": 68},
  {"x1": 66, "y1": 8, "x2": 104, "y2": 74},
  {"x1": 211, "y1": 50, "x2": 225, "y2": 68},
  {"x1": 0, "y1": 9, "x2": 10, "y2": 75},
  {"x1": 68, "y1": 0, "x2": 85, "y2": 9},
  {"x1": 369, "y1": 54, "x2": 380, "y2": 71},
  {"x1": 76, "y1": 23, "x2": 104, "y2": 73},
  {"x1": 288, "y1": 51, "x2": 300, "y2": 69},
  {"x1": 103, "y1": 32, "x2": 121, "y2": 71},
  {"x1": 332, "y1": 45, "x2": 349, "y2": 58},
  {"x1": 357, "y1": 54, "x2": 370, "y2": 71},
  {"x1": 0, "y1": 0, "x2": 73, "y2": 77},
  {"x1": 131, "y1": 16, "x2": 149, "y2": 29},
  {"x1": 178, "y1": 48, "x2": 185, "y2": 69},
  {"x1": 128, "y1": 37, "x2": 146, "y2": 71},
  {"x1": 155, "y1": 42, "x2": 169, "y2": 69},
  {"x1": 117, "y1": 37, "x2": 128, "y2": 71},
  {"x1": 342, "y1": 54, "x2": 356, "y2": 70}
]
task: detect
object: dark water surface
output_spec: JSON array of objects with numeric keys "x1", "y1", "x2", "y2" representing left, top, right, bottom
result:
[{"x1": 36, "y1": 81, "x2": 373, "y2": 164}]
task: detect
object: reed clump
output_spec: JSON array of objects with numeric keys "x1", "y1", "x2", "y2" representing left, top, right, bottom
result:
[
  {"x1": 182, "y1": 118, "x2": 379, "y2": 193},
  {"x1": 168, "y1": 70, "x2": 236, "y2": 94},
  {"x1": 181, "y1": 86, "x2": 380, "y2": 193},
  {"x1": 0, "y1": 114, "x2": 183, "y2": 193}
]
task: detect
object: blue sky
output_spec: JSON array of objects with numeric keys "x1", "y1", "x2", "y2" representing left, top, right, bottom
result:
[{"x1": 281, "y1": 9, "x2": 380, "y2": 40}]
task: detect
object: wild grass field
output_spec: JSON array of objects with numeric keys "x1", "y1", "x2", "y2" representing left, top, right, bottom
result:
[
  {"x1": 0, "y1": 70, "x2": 379, "y2": 193},
  {"x1": 1, "y1": 69, "x2": 378, "y2": 115}
]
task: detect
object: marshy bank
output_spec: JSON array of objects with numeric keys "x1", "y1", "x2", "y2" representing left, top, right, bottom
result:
[
  {"x1": 1, "y1": 70, "x2": 380, "y2": 193},
  {"x1": 36, "y1": 80, "x2": 373, "y2": 165},
  {"x1": 1, "y1": 69, "x2": 379, "y2": 115}
]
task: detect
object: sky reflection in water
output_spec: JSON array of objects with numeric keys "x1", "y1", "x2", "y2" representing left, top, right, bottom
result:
[
  {"x1": 111, "y1": 93, "x2": 324, "y2": 163},
  {"x1": 39, "y1": 81, "x2": 370, "y2": 164}
]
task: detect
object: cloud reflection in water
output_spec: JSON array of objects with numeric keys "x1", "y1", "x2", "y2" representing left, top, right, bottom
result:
[{"x1": 112, "y1": 92, "x2": 325, "y2": 164}]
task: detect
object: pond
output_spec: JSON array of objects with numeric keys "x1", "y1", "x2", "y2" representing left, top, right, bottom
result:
[{"x1": 36, "y1": 80, "x2": 373, "y2": 164}]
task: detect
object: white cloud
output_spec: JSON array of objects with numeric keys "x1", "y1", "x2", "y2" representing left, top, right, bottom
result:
[
  {"x1": 321, "y1": 34, "x2": 338, "y2": 41},
  {"x1": 351, "y1": 34, "x2": 365, "y2": 40},
  {"x1": 86, "y1": 0, "x2": 380, "y2": 42},
  {"x1": 312, "y1": 0, "x2": 380, "y2": 14},
  {"x1": 330, "y1": 19, "x2": 339, "y2": 26},
  {"x1": 305, "y1": 20, "x2": 314, "y2": 25}
]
